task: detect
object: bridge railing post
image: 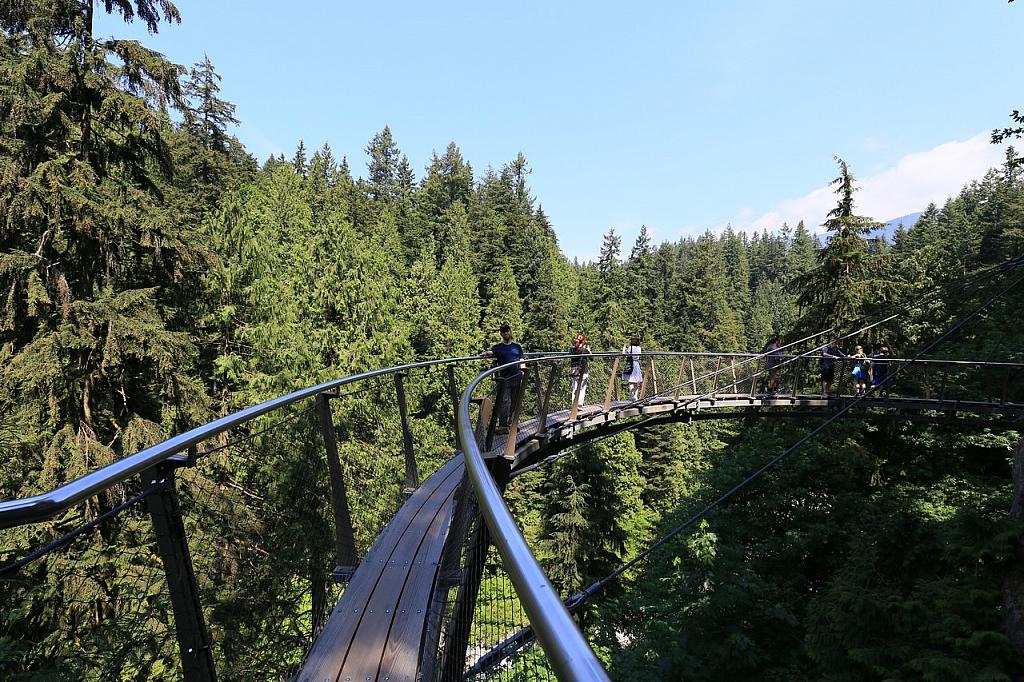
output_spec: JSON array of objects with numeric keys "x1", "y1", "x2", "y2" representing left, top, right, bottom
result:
[
  {"x1": 143, "y1": 465, "x2": 217, "y2": 682},
  {"x1": 475, "y1": 397, "x2": 493, "y2": 448},
  {"x1": 315, "y1": 393, "x2": 359, "y2": 575},
  {"x1": 446, "y1": 364, "x2": 461, "y2": 447},
  {"x1": 537, "y1": 363, "x2": 558, "y2": 432},
  {"x1": 673, "y1": 356, "x2": 686, "y2": 401},
  {"x1": 485, "y1": 380, "x2": 506, "y2": 451},
  {"x1": 503, "y1": 367, "x2": 530, "y2": 459},
  {"x1": 604, "y1": 356, "x2": 620, "y2": 412},
  {"x1": 393, "y1": 372, "x2": 420, "y2": 493}
]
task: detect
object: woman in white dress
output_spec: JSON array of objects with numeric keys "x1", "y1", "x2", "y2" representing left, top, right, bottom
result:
[{"x1": 621, "y1": 335, "x2": 643, "y2": 400}]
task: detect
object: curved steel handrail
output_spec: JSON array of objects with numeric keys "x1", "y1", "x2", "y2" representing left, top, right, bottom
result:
[
  {"x1": 456, "y1": 350, "x2": 1024, "y2": 679},
  {"x1": 458, "y1": 356, "x2": 612, "y2": 682},
  {"x1": 0, "y1": 355, "x2": 489, "y2": 530}
]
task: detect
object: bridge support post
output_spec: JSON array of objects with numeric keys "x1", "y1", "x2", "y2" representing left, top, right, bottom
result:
[
  {"x1": 503, "y1": 367, "x2": 530, "y2": 459},
  {"x1": 422, "y1": 473, "x2": 477, "y2": 681},
  {"x1": 537, "y1": 364, "x2": 558, "y2": 432},
  {"x1": 438, "y1": 459, "x2": 512, "y2": 682},
  {"x1": 394, "y1": 372, "x2": 420, "y2": 493},
  {"x1": 690, "y1": 359, "x2": 698, "y2": 394},
  {"x1": 475, "y1": 397, "x2": 493, "y2": 449},
  {"x1": 673, "y1": 358, "x2": 685, "y2": 401},
  {"x1": 604, "y1": 356, "x2": 620, "y2": 412},
  {"x1": 143, "y1": 465, "x2": 217, "y2": 682},
  {"x1": 315, "y1": 394, "x2": 358, "y2": 575},
  {"x1": 446, "y1": 364, "x2": 461, "y2": 447}
]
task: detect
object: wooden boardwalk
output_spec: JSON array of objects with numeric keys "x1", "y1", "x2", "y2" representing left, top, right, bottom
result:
[
  {"x1": 298, "y1": 456, "x2": 465, "y2": 682},
  {"x1": 297, "y1": 390, "x2": 1024, "y2": 681}
]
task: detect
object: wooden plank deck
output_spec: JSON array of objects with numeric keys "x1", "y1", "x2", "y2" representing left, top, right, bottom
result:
[
  {"x1": 298, "y1": 456, "x2": 464, "y2": 682},
  {"x1": 298, "y1": 390, "x2": 1024, "y2": 681}
]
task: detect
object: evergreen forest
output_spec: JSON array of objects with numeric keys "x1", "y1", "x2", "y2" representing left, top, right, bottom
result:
[{"x1": 2, "y1": 2, "x2": 1024, "y2": 680}]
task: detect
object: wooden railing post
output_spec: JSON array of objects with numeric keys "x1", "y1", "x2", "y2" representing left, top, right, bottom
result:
[
  {"x1": 604, "y1": 357, "x2": 620, "y2": 412},
  {"x1": 393, "y1": 372, "x2": 419, "y2": 493},
  {"x1": 711, "y1": 357, "x2": 722, "y2": 395},
  {"x1": 673, "y1": 357, "x2": 686, "y2": 401},
  {"x1": 648, "y1": 357, "x2": 658, "y2": 396},
  {"x1": 503, "y1": 367, "x2": 530, "y2": 459},
  {"x1": 537, "y1": 364, "x2": 558, "y2": 432},
  {"x1": 690, "y1": 359, "x2": 698, "y2": 394},
  {"x1": 315, "y1": 394, "x2": 359, "y2": 574}
]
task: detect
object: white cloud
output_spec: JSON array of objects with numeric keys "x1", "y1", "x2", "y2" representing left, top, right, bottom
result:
[{"x1": 741, "y1": 132, "x2": 1010, "y2": 233}]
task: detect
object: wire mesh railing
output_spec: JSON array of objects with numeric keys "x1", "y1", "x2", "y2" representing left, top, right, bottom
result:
[
  {"x1": 0, "y1": 355, "x2": 487, "y2": 681},
  {"x1": 0, "y1": 479, "x2": 179, "y2": 680},
  {"x1": 456, "y1": 345, "x2": 1024, "y2": 680}
]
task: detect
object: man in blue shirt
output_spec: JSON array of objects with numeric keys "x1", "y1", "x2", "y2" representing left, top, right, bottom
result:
[
  {"x1": 481, "y1": 324, "x2": 525, "y2": 433},
  {"x1": 820, "y1": 338, "x2": 846, "y2": 396}
]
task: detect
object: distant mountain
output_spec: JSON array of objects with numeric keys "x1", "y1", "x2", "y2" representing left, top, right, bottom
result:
[{"x1": 876, "y1": 211, "x2": 924, "y2": 241}]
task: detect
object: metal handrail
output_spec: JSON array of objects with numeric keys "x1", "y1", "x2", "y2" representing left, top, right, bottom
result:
[
  {"x1": 0, "y1": 355, "x2": 489, "y2": 530},
  {"x1": 456, "y1": 350, "x2": 1024, "y2": 679},
  {"x1": 458, "y1": 356, "x2": 613, "y2": 682}
]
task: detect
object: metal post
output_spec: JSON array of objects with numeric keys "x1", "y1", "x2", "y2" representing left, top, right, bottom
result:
[
  {"x1": 438, "y1": 459, "x2": 512, "y2": 682},
  {"x1": 315, "y1": 394, "x2": 358, "y2": 574},
  {"x1": 422, "y1": 474, "x2": 477, "y2": 682},
  {"x1": 604, "y1": 357, "x2": 620, "y2": 412},
  {"x1": 638, "y1": 359, "x2": 648, "y2": 401},
  {"x1": 393, "y1": 372, "x2": 420, "y2": 493},
  {"x1": 446, "y1": 364, "x2": 461, "y2": 447},
  {"x1": 143, "y1": 466, "x2": 217, "y2": 682}
]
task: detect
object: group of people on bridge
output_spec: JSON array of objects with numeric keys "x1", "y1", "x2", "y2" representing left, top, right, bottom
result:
[
  {"x1": 765, "y1": 336, "x2": 894, "y2": 397},
  {"x1": 480, "y1": 325, "x2": 898, "y2": 435}
]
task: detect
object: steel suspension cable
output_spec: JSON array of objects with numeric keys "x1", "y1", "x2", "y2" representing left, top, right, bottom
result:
[
  {"x1": 620, "y1": 252, "x2": 1024, "y2": 413},
  {"x1": 567, "y1": 267, "x2": 1024, "y2": 611}
]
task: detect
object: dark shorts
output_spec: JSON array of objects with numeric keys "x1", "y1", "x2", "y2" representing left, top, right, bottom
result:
[{"x1": 820, "y1": 366, "x2": 835, "y2": 383}]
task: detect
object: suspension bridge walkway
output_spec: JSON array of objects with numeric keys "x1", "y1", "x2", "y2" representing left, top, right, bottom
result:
[{"x1": 2, "y1": 350, "x2": 1023, "y2": 681}]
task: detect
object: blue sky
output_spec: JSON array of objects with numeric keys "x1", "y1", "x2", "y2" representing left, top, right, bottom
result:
[{"x1": 98, "y1": 1, "x2": 1022, "y2": 260}]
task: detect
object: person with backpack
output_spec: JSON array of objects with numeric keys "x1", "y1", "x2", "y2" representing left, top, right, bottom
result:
[
  {"x1": 621, "y1": 335, "x2": 644, "y2": 400},
  {"x1": 568, "y1": 333, "x2": 593, "y2": 407},
  {"x1": 870, "y1": 345, "x2": 892, "y2": 395},
  {"x1": 820, "y1": 338, "x2": 846, "y2": 396},
  {"x1": 480, "y1": 323, "x2": 525, "y2": 434}
]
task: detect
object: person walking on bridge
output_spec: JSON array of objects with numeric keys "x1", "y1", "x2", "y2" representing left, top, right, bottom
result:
[
  {"x1": 820, "y1": 338, "x2": 846, "y2": 396},
  {"x1": 870, "y1": 345, "x2": 892, "y2": 396},
  {"x1": 621, "y1": 335, "x2": 644, "y2": 400},
  {"x1": 850, "y1": 345, "x2": 869, "y2": 395},
  {"x1": 480, "y1": 324, "x2": 525, "y2": 434},
  {"x1": 569, "y1": 333, "x2": 592, "y2": 408}
]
